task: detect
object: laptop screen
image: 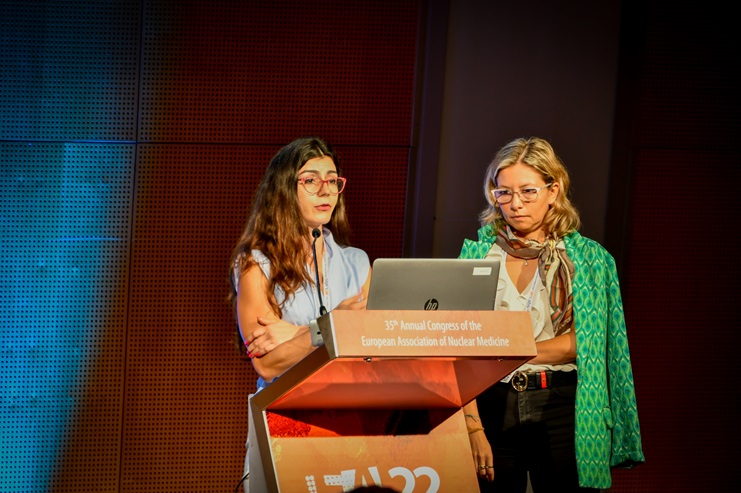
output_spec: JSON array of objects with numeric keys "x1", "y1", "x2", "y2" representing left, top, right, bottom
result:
[{"x1": 366, "y1": 258, "x2": 500, "y2": 311}]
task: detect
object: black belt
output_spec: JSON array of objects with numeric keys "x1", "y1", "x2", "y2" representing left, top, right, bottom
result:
[{"x1": 509, "y1": 370, "x2": 576, "y2": 392}]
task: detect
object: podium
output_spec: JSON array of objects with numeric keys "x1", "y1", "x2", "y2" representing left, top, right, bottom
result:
[{"x1": 248, "y1": 310, "x2": 536, "y2": 492}]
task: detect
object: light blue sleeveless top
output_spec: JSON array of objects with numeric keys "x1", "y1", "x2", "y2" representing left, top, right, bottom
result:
[{"x1": 238, "y1": 228, "x2": 370, "y2": 390}]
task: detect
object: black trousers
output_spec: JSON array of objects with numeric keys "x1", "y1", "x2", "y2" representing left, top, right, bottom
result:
[{"x1": 476, "y1": 378, "x2": 599, "y2": 493}]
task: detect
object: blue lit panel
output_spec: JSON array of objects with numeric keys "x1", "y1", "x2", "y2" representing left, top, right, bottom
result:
[
  {"x1": 0, "y1": 1, "x2": 140, "y2": 142},
  {"x1": 0, "y1": 142, "x2": 134, "y2": 492}
]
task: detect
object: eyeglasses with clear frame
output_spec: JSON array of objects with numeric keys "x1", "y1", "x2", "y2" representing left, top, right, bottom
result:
[
  {"x1": 297, "y1": 174, "x2": 347, "y2": 195},
  {"x1": 491, "y1": 183, "x2": 553, "y2": 204}
]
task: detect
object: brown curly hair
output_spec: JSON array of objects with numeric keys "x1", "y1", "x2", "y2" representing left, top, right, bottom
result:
[{"x1": 228, "y1": 137, "x2": 352, "y2": 351}]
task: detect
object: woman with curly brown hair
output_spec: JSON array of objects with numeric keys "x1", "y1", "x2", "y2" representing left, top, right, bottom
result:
[
  {"x1": 229, "y1": 137, "x2": 371, "y2": 491},
  {"x1": 230, "y1": 136, "x2": 370, "y2": 383}
]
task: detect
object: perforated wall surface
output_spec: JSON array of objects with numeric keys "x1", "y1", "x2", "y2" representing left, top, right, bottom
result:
[
  {"x1": 334, "y1": 147, "x2": 409, "y2": 261},
  {"x1": 1, "y1": 142, "x2": 134, "y2": 491},
  {"x1": 1, "y1": 1, "x2": 419, "y2": 491},
  {"x1": 0, "y1": 1, "x2": 140, "y2": 141},
  {"x1": 139, "y1": 0, "x2": 419, "y2": 144},
  {"x1": 122, "y1": 145, "x2": 260, "y2": 490}
]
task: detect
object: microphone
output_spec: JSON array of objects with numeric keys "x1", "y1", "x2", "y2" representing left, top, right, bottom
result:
[{"x1": 311, "y1": 228, "x2": 328, "y2": 316}]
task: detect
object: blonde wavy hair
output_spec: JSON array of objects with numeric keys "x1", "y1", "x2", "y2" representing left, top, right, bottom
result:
[{"x1": 479, "y1": 137, "x2": 581, "y2": 238}]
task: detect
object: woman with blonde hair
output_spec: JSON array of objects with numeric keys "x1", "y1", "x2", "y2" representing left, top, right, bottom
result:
[{"x1": 460, "y1": 137, "x2": 643, "y2": 491}]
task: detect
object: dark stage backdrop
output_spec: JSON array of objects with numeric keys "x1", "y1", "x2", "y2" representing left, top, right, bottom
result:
[
  {"x1": 432, "y1": 1, "x2": 741, "y2": 490},
  {"x1": 1, "y1": 1, "x2": 418, "y2": 491},
  {"x1": 606, "y1": 1, "x2": 741, "y2": 491}
]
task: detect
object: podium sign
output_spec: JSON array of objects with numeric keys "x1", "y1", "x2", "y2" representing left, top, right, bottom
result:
[{"x1": 249, "y1": 310, "x2": 535, "y2": 492}]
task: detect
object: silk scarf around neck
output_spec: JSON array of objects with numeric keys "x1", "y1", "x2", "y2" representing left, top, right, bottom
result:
[{"x1": 495, "y1": 226, "x2": 575, "y2": 336}]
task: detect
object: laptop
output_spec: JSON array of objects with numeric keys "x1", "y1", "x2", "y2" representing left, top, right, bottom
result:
[{"x1": 366, "y1": 258, "x2": 500, "y2": 311}]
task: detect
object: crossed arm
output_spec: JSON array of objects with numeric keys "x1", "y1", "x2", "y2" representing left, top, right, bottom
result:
[{"x1": 235, "y1": 264, "x2": 371, "y2": 383}]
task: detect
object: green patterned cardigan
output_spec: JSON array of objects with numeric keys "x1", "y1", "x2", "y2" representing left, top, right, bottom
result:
[{"x1": 459, "y1": 225, "x2": 644, "y2": 489}]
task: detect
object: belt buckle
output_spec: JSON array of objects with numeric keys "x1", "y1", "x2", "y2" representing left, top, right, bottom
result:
[{"x1": 511, "y1": 371, "x2": 528, "y2": 392}]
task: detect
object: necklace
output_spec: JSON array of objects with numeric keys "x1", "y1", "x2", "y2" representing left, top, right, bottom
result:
[{"x1": 524, "y1": 259, "x2": 529, "y2": 266}]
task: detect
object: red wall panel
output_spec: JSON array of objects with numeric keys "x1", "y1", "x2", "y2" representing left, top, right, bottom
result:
[{"x1": 139, "y1": 0, "x2": 419, "y2": 145}]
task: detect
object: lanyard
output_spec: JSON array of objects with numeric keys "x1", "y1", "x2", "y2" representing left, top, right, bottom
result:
[
  {"x1": 523, "y1": 269, "x2": 540, "y2": 312},
  {"x1": 309, "y1": 248, "x2": 330, "y2": 317}
]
